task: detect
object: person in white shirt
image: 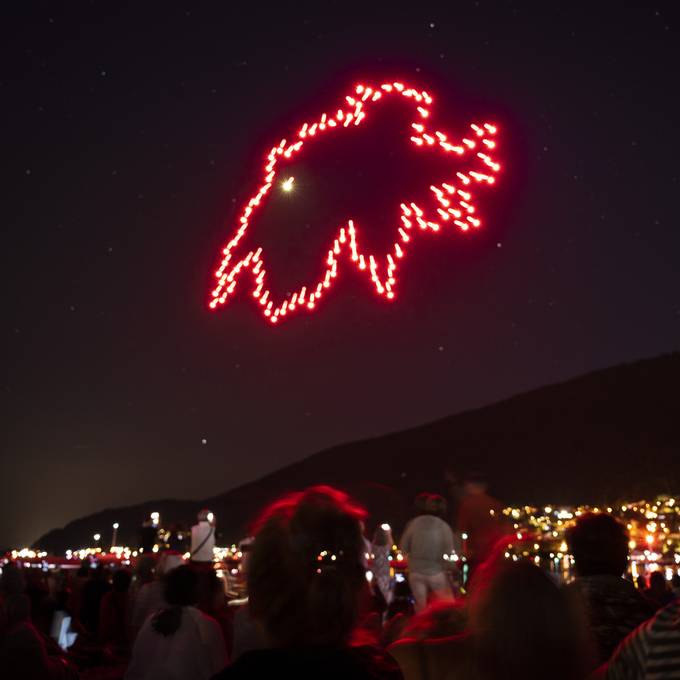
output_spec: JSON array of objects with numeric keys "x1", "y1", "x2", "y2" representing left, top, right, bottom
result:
[
  {"x1": 400, "y1": 493, "x2": 455, "y2": 611},
  {"x1": 125, "y1": 565, "x2": 227, "y2": 680},
  {"x1": 191, "y1": 509, "x2": 216, "y2": 563}
]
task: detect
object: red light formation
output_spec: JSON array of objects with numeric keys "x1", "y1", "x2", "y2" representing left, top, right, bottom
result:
[{"x1": 209, "y1": 81, "x2": 502, "y2": 323}]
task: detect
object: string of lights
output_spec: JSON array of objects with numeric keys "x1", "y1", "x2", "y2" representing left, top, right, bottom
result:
[{"x1": 208, "y1": 80, "x2": 502, "y2": 323}]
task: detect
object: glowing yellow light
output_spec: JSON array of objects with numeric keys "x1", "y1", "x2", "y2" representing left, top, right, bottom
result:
[{"x1": 282, "y1": 176, "x2": 295, "y2": 192}]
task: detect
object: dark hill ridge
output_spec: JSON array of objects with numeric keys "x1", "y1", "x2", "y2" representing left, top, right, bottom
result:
[{"x1": 35, "y1": 353, "x2": 680, "y2": 554}]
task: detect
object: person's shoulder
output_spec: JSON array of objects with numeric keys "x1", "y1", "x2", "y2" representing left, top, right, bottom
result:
[
  {"x1": 649, "y1": 598, "x2": 680, "y2": 632},
  {"x1": 188, "y1": 605, "x2": 221, "y2": 628}
]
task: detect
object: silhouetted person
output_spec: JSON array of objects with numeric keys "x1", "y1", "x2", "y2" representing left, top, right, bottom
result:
[
  {"x1": 212, "y1": 485, "x2": 403, "y2": 679},
  {"x1": 470, "y1": 560, "x2": 586, "y2": 680},
  {"x1": 636, "y1": 575, "x2": 647, "y2": 592},
  {"x1": 390, "y1": 559, "x2": 586, "y2": 680},
  {"x1": 672, "y1": 574, "x2": 680, "y2": 599},
  {"x1": 126, "y1": 565, "x2": 227, "y2": 680},
  {"x1": 401, "y1": 493, "x2": 455, "y2": 611},
  {"x1": 131, "y1": 552, "x2": 184, "y2": 639},
  {"x1": 0, "y1": 592, "x2": 78, "y2": 679},
  {"x1": 566, "y1": 513, "x2": 657, "y2": 667},
  {"x1": 456, "y1": 473, "x2": 505, "y2": 571},
  {"x1": 645, "y1": 571, "x2": 674, "y2": 609},
  {"x1": 80, "y1": 564, "x2": 111, "y2": 634},
  {"x1": 99, "y1": 568, "x2": 132, "y2": 649},
  {"x1": 372, "y1": 523, "x2": 394, "y2": 605}
]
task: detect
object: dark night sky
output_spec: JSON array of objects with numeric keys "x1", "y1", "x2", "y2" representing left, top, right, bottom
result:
[{"x1": 2, "y1": 3, "x2": 679, "y2": 549}]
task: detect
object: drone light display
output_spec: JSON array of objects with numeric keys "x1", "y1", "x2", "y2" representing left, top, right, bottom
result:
[{"x1": 209, "y1": 80, "x2": 502, "y2": 324}]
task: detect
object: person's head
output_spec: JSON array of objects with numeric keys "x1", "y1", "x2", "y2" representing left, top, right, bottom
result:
[
  {"x1": 463, "y1": 471, "x2": 488, "y2": 495},
  {"x1": 77, "y1": 558, "x2": 91, "y2": 577},
  {"x1": 163, "y1": 565, "x2": 199, "y2": 607},
  {"x1": 136, "y1": 555, "x2": 156, "y2": 584},
  {"x1": 0, "y1": 563, "x2": 26, "y2": 597},
  {"x1": 636, "y1": 574, "x2": 647, "y2": 590},
  {"x1": 426, "y1": 494, "x2": 448, "y2": 519},
  {"x1": 648, "y1": 571, "x2": 667, "y2": 592},
  {"x1": 372, "y1": 523, "x2": 393, "y2": 547},
  {"x1": 247, "y1": 485, "x2": 367, "y2": 647},
  {"x1": 671, "y1": 574, "x2": 680, "y2": 590},
  {"x1": 414, "y1": 493, "x2": 431, "y2": 515},
  {"x1": 112, "y1": 569, "x2": 132, "y2": 593},
  {"x1": 469, "y1": 560, "x2": 585, "y2": 680},
  {"x1": 156, "y1": 552, "x2": 185, "y2": 578},
  {"x1": 566, "y1": 513, "x2": 629, "y2": 577}
]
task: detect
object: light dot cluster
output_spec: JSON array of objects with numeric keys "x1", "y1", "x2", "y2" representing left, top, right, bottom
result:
[{"x1": 209, "y1": 80, "x2": 502, "y2": 324}]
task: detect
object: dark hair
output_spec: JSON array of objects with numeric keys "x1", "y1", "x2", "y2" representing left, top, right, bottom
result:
[
  {"x1": 247, "y1": 485, "x2": 367, "y2": 647},
  {"x1": 648, "y1": 572, "x2": 666, "y2": 590},
  {"x1": 152, "y1": 566, "x2": 198, "y2": 637},
  {"x1": 566, "y1": 513, "x2": 629, "y2": 577},
  {"x1": 671, "y1": 574, "x2": 680, "y2": 589},
  {"x1": 112, "y1": 569, "x2": 132, "y2": 593},
  {"x1": 470, "y1": 560, "x2": 585, "y2": 680},
  {"x1": 163, "y1": 565, "x2": 198, "y2": 607},
  {"x1": 0, "y1": 563, "x2": 26, "y2": 596},
  {"x1": 414, "y1": 492, "x2": 431, "y2": 514},
  {"x1": 426, "y1": 494, "x2": 448, "y2": 519}
]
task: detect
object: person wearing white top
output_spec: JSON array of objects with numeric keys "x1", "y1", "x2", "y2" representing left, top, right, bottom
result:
[
  {"x1": 125, "y1": 565, "x2": 227, "y2": 680},
  {"x1": 400, "y1": 493, "x2": 455, "y2": 611}
]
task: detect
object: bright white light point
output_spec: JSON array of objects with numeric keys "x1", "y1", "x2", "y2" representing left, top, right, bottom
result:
[
  {"x1": 93, "y1": 533, "x2": 101, "y2": 541},
  {"x1": 201, "y1": 438, "x2": 207, "y2": 445},
  {"x1": 282, "y1": 176, "x2": 294, "y2": 192},
  {"x1": 112, "y1": 523, "x2": 119, "y2": 529},
  {"x1": 381, "y1": 523, "x2": 391, "y2": 531}
]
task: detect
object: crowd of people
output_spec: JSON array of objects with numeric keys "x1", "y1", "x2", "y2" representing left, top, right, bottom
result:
[{"x1": 2, "y1": 482, "x2": 680, "y2": 680}]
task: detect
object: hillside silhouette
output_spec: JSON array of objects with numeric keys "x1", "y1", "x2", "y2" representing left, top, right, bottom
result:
[{"x1": 35, "y1": 352, "x2": 680, "y2": 553}]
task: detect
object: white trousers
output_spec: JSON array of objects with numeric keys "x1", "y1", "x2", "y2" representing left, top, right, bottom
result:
[{"x1": 408, "y1": 571, "x2": 453, "y2": 612}]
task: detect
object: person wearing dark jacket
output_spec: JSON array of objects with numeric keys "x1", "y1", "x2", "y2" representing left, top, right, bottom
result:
[{"x1": 565, "y1": 513, "x2": 657, "y2": 667}]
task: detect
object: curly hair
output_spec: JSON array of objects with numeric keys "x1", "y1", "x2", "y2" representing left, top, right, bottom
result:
[{"x1": 247, "y1": 485, "x2": 368, "y2": 647}]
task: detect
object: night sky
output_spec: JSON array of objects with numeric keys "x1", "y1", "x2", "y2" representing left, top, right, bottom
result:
[{"x1": 3, "y1": 3, "x2": 679, "y2": 549}]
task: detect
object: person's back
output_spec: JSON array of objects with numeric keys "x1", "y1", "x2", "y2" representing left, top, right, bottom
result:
[
  {"x1": 80, "y1": 566, "x2": 110, "y2": 634},
  {"x1": 644, "y1": 572, "x2": 674, "y2": 609},
  {"x1": 125, "y1": 565, "x2": 227, "y2": 680},
  {"x1": 469, "y1": 559, "x2": 586, "y2": 680},
  {"x1": 127, "y1": 605, "x2": 226, "y2": 680},
  {"x1": 456, "y1": 479, "x2": 505, "y2": 567},
  {"x1": 100, "y1": 569, "x2": 132, "y2": 648},
  {"x1": 402, "y1": 495, "x2": 455, "y2": 612},
  {"x1": 672, "y1": 574, "x2": 680, "y2": 600},
  {"x1": 401, "y1": 514, "x2": 453, "y2": 576},
  {"x1": 566, "y1": 513, "x2": 657, "y2": 666},
  {"x1": 605, "y1": 598, "x2": 680, "y2": 679}
]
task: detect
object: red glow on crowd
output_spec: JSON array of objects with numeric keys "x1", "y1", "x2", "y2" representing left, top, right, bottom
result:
[{"x1": 208, "y1": 81, "x2": 502, "y2": 324}]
